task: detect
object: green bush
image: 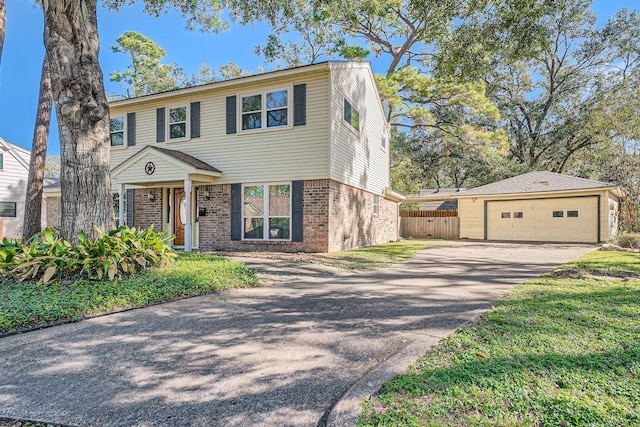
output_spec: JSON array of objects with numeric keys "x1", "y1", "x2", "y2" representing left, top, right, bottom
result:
[
  {"x1": 0, "y1": 226, "x2": 176, "y2": 283},
  {"x1": 615, "y1": 232, "x2": 640, "y2": 249}
]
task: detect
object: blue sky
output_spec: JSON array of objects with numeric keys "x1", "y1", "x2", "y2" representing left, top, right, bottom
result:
[{"x1": 0, "y1": 0, "x2": 634, "y2": 155}]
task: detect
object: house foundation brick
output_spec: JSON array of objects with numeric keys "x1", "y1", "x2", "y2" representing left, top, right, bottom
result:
[
  {"x1": 50, "y1": 180, "x2": 398, "y2": 253},
  {"x1": 327, "y1": 181, "x2": 399, "y2": 252},
  {"x1": 193, "y1": 179, "x2": 398, "y2": 253}
]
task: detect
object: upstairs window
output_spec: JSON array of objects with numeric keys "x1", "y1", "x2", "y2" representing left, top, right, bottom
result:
[
  {"x1": 110, "y1": 116, "x2": 125, "y2": 147},
  {"x1": 168, "y1": 106, "x2": 188, "y2": 139},
  {"x1": 241, "y1": 89, "x2": 289, "y2": 131},
  {"x1": 242, "y1": 95, "x2": 262, "y2": 130},
  {"x1": 344, "y1": 99, "x2": 359, "y2": 131},
  {"x1": 0, "y1": 153, "x2": 3, "y2": 169}
]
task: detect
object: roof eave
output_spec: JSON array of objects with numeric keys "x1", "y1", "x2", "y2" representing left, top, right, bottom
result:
[
  {"x1": 457, "y1": 186, "x2": 620, "y2": 199},
  {"x1": 384, "y1": 188, "x2": 406, "y2": 202},
  {"x1": 109, "y1": 62, "x2": 333, "y2": 108}
]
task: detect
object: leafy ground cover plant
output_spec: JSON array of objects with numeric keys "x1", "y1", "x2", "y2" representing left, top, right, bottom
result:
[
  {"x1": 0, "y1": 252, "x2": 258, "y2": 334},
  {"x1": 0, "y1": 226, "x2": 175, "y2": 283},
  {"x1": 359, "y1": 250, "x2": 640, "y2": 426}
]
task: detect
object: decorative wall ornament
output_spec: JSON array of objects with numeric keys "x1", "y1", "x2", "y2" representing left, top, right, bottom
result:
[{"x1": 145, "y1": 162, "x2": 155, "y2": 175}]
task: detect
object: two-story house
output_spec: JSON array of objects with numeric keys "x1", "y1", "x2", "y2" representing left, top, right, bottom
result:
[
  {"x1": 45, "y1": 61, "x2": 402, "y2": 252},
  {"x1": 0, "y1": 137, "x2": 31, "y2": 239}
]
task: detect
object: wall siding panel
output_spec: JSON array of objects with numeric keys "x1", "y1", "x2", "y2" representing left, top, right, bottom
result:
[
  {"x1": 0, "y1": 145, "x2": 30, "y2": 238},
  {"x1": 110, "y1": 73, "x2": 331, "y2": 185},
  {"x1": 329, "y1": 64, "x2": 390, "y2": 196}
]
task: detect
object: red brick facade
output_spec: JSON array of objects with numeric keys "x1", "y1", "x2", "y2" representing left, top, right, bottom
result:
[
  {"x1": 196, "y1": 179, "x2": 398, "y2": 253},
  {"x1": 133, "y1": 188, "x2": 163, "y2": 230},
  {"x1": 46, "y1": 180, "x2": 399, "y2": 253},
  {"x1": 327, "y1": 180, "x2": 399, "y2": 252}
]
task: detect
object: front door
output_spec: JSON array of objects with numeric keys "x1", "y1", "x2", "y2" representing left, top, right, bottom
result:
[{"x1": 174, "y1": 188, "x2": 186, "y2": 245}]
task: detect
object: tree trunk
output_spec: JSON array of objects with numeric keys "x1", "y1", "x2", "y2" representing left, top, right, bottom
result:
[
  {"x1": 22, "y1": 55, "x2": 53, "y2": 242},
  {"x1": 42, "y1": 0, "x2": 115, "y2": 242},
  {"x1": 0, "y1": 0, "x2": 6, "y2": 66}
]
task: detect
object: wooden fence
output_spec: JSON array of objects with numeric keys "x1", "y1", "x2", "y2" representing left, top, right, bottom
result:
[
  {"x1": 400, "y1": 211, "x2": 459, "y2": 239},
  {"x1": 400, "y1": 210, "x2": 458, "y2": 218}
]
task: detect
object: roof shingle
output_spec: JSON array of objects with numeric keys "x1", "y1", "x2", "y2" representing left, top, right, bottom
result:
[
  {"x1": 460, "y1": 171, "x2": 614, "y2": 196},
  {"x1": 151, "y1": 147, "x2": 221, "y2": 173}
]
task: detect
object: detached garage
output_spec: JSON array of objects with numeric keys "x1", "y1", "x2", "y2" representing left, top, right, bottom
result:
[{"x1": 458, "y1": 171, "x2": 621, "y2": 243}]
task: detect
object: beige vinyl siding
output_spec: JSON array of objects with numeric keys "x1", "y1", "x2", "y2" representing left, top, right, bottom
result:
[
  {"x1": 113, "y1": 151, "x2": 200, "y2": 185},
  {"x1": 0, "y1": 146, "x2": 29, "y2": 238},
  {"x1": 329, "y1": 63, "x2": 390, "y2": 195},
  {"x1": 110, "y1": 71, "x2": 330, "y2": 185},
  {"x1": 458, "y1": 198, "x2": 484, "y2": 239}
]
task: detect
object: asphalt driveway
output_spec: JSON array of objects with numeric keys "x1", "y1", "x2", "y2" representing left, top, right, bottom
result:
[{"x1": 0, "y1": 241, "x2": 596, "y2": 427}]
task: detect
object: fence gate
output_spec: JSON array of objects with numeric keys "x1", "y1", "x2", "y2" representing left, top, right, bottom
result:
[{"x1": 400, "y1": 211, "x2": 459, "y2": 240}]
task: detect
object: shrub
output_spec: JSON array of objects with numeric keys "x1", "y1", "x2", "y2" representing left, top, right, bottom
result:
[
  {"x1": 0, "y1": 226, "x2": 176, "y2": 283},
  {"x1": 615, "y1": 232, "x2": 640, "y2": 249}
]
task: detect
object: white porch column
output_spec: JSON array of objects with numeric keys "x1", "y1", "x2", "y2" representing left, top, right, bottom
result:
[
  {"x1": 184, "y1": 179, "x2": 192, "y2": 252},
  {"x1": 118, "y1": 183, "x2": 125, "y2": 227}
]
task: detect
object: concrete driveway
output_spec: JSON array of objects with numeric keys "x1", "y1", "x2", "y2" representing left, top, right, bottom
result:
[{"x1": 0, "y1": 241, "x2": 596, "y2": 427}]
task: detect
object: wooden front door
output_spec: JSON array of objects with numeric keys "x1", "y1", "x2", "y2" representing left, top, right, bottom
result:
[{"x1": 174, "y1": 188, "x2": 186, "y2": 245}]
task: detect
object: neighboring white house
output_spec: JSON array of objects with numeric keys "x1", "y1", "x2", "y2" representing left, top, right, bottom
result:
[
  {"x1": 0, "y1": 137, "x2": 54, "y2": 240},
  {"x1": 0, "y1": 137, "x2": 31, "y2": 239}
]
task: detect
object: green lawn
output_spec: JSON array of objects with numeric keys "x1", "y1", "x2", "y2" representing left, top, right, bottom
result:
[
  {"x1": 359, "y1": 250, "x2": 640, "y2": 426},
  {"x1": 320, "y1": 239, "x2": 440, "y2": 271},
  {"x1": 0, "y1": 253, "x2": 258, "y2": 335}
]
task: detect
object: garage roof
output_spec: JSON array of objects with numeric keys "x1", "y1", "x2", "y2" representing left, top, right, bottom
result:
[{"x1": 460, "y1": 171, "x2": 616, "y2": 196}]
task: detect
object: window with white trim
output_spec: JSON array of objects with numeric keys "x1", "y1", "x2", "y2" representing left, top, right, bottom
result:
[
  {"x1": 0, "y1": 153, "x2": 3, "y2": 169},
  {"x1": 168, "y1": 105, "x2": 188, "y2": 139},
  {"x1": 241, "y1": 89, "x2": 289, "y2": 131},
  {"x1": 343, "y1": 98, "x2": 359, "y2": 131},
  {"x1": 110, "y1": 116, "x2": 125, "y2": 147},
  {"x1": 0, "y1": 202, "x2": 17, "y2": 217},
  {"x1": 243, "y1": 184, "x2": 291, "y2": 240}
]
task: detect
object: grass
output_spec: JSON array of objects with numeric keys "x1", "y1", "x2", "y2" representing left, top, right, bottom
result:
[
  {"x1": 0, "y1": 252, "x2": 259, "y2": 335},
  {"x1": 320, "y1": 239, "x2": 440, "y2": 271},
  {"x1": 359, "y1": 250, "x2": 640, "y2": 426}
]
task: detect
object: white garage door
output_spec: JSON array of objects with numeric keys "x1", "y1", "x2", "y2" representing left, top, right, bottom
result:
[{"x1": 486, "y1": 197, "x2": 598, "y2": 243}]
